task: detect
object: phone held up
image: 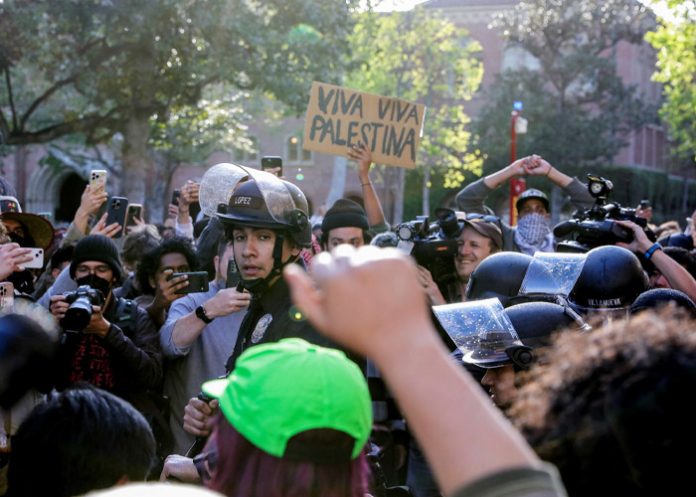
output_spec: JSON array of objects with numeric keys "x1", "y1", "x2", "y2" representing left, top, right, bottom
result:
[
  {"x1": 125, "y1": 204, "x2": 143, "y2": 229},
  {"x1": 0, "y1": 282, "x2": 14, "y2": 312},
  {"x1": 171, "y1": 189, "x2": 181, "y2": 207},
  {"x1": 90, "y1": 170, "x2": 108, "y2": 192},
  {"x1": 106, "y1": 197, "x2": 129, "y2": 238},
  {"x1": 261, "y1": 156, "x2": 283, "y2": 177},
  {"x1": 19, "y1": 248, "x2": 44, "y2": 270},
  {"x1": 169, "y1": 271, "x2": 210, "y2": 295}
]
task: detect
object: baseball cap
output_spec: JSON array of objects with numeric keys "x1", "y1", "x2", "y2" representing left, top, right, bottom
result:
[
  {"x1": 457, "y1": 214, "x2": 503, "y2": 251},
  {"x1": 202, "y1": 338, "x2": 372, "y2": 461},
  {"x1": 515, "y1": 188, "x2": 550, "y2": 213}
]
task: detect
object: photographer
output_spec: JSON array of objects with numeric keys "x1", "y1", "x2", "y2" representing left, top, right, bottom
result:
[
  {"x1": 46, "y1": 235, "x2": 163, "y2": 432},
  {"x1": 456, "y1": 155, "x2": 594, "y2": 255},
  {"x1": 418, "y1": 215, "x2": 503, "y2": 305}
]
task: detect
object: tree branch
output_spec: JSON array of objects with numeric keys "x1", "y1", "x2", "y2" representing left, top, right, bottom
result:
[
  {"x1": 19, "y1": 75, "x2": 77, "y2": 131},
  {"x1": 4, "y1": 67, "x2": 18, "y2": 131}
]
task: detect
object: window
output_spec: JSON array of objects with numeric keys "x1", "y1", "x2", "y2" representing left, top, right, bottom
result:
[{"x1": 286, "y1": 134, "x2": 312, "y2": 165}]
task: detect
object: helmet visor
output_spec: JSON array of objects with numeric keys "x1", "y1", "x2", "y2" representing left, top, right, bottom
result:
[
  {"x1": 238, "y1": 167, "x2": 299, "y2": 227},
  {"x1": 519, "y1": 252, "x2": 586, "y2": 297},
  {"x1": 433, "y1": 298, "x2": 522, "y2": 367},
  {"x1": 200, "y1": 163, "x2": 250, "y2": 217}
]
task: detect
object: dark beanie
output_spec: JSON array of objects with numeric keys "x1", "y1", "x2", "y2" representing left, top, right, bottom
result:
[
  {"x1": 69, "y1": 235, "x2": 123, "y2": 281},
  {"x1": 321, "y1": 199, "x2": 369, "y2": 233}
]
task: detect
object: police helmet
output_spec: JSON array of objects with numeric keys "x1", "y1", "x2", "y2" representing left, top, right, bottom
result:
[
  {"x1": 570, "y1": 245, "x2": 648, "y2": 312},
  {"x1": 466, "y1": 252, "x2": 534, "y2": 307},
  {"x1": 217, "y1": 169, "x2": 310, "y2": 248}
]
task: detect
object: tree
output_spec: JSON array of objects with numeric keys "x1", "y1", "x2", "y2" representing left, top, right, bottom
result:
[
  {"x1": 646, "y1": 0, "x2": 696, "y2": 162},
  {"x1": 0, "y1": 0, "x2": 359, "y2": 204},
  {"x1": 347, "y1": 7, "x2": 484, "y2": 220},
  {"x1": 476, "y1": 0, "x2": 656, "y2": 175}
]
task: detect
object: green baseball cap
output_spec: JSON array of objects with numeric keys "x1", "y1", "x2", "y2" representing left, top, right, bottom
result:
[{"x1": 202, "y1": 338, "x2": 372, "y2": 460}]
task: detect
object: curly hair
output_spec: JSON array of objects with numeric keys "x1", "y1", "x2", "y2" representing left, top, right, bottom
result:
[
  {"x1": 510, "y1": 309, "x2": 696, "y2": 496},
  {"x1": 136, "y1": 236, "x2": 198, "y2": 295}
]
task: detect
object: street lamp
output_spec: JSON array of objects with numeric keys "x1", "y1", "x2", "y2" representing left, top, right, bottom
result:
[{"x1": 509, "y1": 101, "x2": 528, "y2": 226}]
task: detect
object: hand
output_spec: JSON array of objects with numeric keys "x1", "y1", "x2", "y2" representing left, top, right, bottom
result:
[
  {"x1": 49, "y1": 294, "x2": 70, "y2": 322},
  {"x1": 83, "y1": 305, "x2": 111, "y2": 337},
  {"x1": 634, "y1": 205, "x2": 653, "y2": 221},
  {"x1": 284, "y1": 245, "x2": 433, "y2": 359},
  {"x1": 615, "y1": 220, "x2": 653, "y2": 253},
  {"x1": 151, "y1": 269, "x2": 188, "y2": 310},
  {"x1": 168, "y1": 203, "x2": 179, "y2": 219},
  {"x1": 416, "y1": 265, "x2": 447, "y2": 306},
  {"x1": 347, "y1": 142, "x2": 373, "y2": 181},
  {"x1": 179, "y1": 181, "x2": 200, "y2": 211},
  {"x1": 204, "y1": 287, "x2": 251, "y2": 318},
  {"x1": 0, "y1": 243, "x2": 34, "y2": 280},
  {"x1": 76, "y1": 184, "x2": 108, "y2": 218},
  {"x1": 183, "y1": 397, "x2": 219, "y2": 437},
  {"x1": 90, "y1": 212, "x2": 122, "y2": 238},
  {"x1": 160, "y1": 454, "x2": 199, "y2": 483},
  {"x1": 521, "y1": 155, "x2": 552, "y2": 176}
]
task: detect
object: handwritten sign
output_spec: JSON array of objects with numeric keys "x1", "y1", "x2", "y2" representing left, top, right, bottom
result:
[{"x1": 303, "y1": 82, "x2": 426, "y2": 169}]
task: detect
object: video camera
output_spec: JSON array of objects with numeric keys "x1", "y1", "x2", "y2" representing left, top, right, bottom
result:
[
  {"x1": 60, "y1": 285, "x2": 105, "y2": 332},
  {"x1": 395, "y1": 208, "x2": 460, "y2": 289},
  {"x1": 554, "y1": 174, "x2": 654, "y2": 252}
]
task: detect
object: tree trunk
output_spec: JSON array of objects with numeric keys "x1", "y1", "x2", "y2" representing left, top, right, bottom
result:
[{"x1": 120, "y1": 114, "x2": 150, "y2": 204}]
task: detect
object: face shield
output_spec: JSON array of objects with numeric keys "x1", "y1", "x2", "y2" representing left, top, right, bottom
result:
[
  {"x1": 199, "y1": 163, "x2": 250, "y2": 217},
  {"x1": 518, "y1": 252, "x2": 587, "y2": 298},
  {"x1": 432, "y1": 298, "x2": 531, "y2": 369}
]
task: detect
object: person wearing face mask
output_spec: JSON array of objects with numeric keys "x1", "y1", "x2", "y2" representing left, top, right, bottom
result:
[
  {"x1": 456, "y1": 155, "x2": 594, "y2": 255},
  {"x1": 45, "y1": 235, "x2": 163, "y2": 442}
]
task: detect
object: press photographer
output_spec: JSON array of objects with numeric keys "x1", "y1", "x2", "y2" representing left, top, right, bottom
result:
[
  {"x1": 46, "y1": 235, "x2": 164, "y2": 440},
  {"x1": 553, "y1": 174, "x2": 656, "y2": 252},
  {"x1": 396, "y1": 209, "x2": 502, "y2": 305}
]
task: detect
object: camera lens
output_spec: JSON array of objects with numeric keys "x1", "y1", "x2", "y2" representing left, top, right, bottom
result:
[{"x1": 61, "y1": 296, "x2": 94, "y2": 331}]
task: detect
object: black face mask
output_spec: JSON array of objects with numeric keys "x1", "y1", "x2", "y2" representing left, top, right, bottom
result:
[
  {"x1": 75, "y1": 274, "x2": 112, "y2": 300},
  {"x1": 8, "y1": 232, "x2": 28, "y2": 247}
]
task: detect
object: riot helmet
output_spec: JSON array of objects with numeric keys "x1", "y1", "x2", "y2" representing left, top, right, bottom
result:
[
  {"x1": 217, "y1": 168, "x2": 310, "y2": 293},
  {"x1": 465, "y1": 251, "x2": 534, "y2": 307},
  {"x1": 516, "y1": 188, "x2": 550, "y2": 214},
  {"x1": 570, "y1": 245, "x2": 648, "y2": 313}
]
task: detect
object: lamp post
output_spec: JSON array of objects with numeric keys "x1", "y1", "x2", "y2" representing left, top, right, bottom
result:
[{"x1": 509, "y1": 102, "x2": 527, "y2": 225}]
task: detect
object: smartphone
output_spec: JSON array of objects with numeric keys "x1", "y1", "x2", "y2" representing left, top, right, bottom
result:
[
  {"x1": 0, "y1": 282, "x2": 14, "y2": 311},
  {"x1": 125, "y1": 204, "x2": 143, "y2": 228},
  {"x1": 19, "y1": 248, "x2": 44, "y2": 270},
  {"x1": 105, "y1": 196, "x2": 129, "y2": 238},
  {"x1": 261, "y1": 156, "x2": 283, "y2": 177},
  {"x1": 226, "y1": 258, "x2": 241, "y2": 289},
  {"x1": 90, "y1": 170, "x2": 108, "y2": 192},
  {"x1": 0, "y1": 196, "x2": 21, "y2": 214},
  {"x1": 171, "y1": 189, "x2": 181, "y2": 206},
  {"x1": 170, "y1": 271, "x2": 210, "y2": 295}
]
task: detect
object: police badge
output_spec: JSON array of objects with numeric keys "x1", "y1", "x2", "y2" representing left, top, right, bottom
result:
[{"x1": 251, "y1": 313, "x2": 273, "y2": 344}]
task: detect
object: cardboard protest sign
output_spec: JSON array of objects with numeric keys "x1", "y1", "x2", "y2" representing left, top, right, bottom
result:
[{"x1": 303, "y1": 82, "x2": 426, "y2": 169}]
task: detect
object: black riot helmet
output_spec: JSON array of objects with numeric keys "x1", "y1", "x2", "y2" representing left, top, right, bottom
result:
[
  {"x1": 570, "y1": 245, "x2": 648, "y2": 312},
  {"x1": 217, "y1": 168, "x2": 310, "y2": 293},
  {"x1": 465, "y1": 252, "x2": 534, "y2": 307}
]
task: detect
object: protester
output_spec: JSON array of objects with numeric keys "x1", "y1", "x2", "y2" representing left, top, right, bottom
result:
[
  {"x1": 163, "y1": 338, "x2": 372, "y2": 497},
  {"x1": 285, "y1": 245, "x2": 567, "y2": 497},
  {"x1": 7, "y1": 386, "x2": 155, "y2": 497},
  {"x1": 511, "y1": 310, "x2": 696, "y2": 496},
  {"x1": 456, "y1": 155, "x2": 594, "y2": 254}
]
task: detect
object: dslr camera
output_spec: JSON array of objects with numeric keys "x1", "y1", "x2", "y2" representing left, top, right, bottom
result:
[
  {"x1": 554, "y1": 174, "x2": 654, "y2": 252},
  {"x1": 60, "y1": 285, "x2": 105, "y2": 332},
  {"x1": 395, "y1": 208, "x2": 460, "y2": 288}
]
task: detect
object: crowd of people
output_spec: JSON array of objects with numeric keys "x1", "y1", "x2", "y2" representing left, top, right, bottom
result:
[{"x1": 1, "y1": 147, "x2": 696, "y2": 497}]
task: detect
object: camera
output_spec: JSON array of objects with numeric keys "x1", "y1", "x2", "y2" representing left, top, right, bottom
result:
[
  {"x1": 395, "y1": 208, "x2": 460, "y2": 288},
  {"x1": 60, "y1": 285, "x2": 105, "y2": 331},
  {"x1": 554, "y1": 174, "x2": 654, "y2": 252}
]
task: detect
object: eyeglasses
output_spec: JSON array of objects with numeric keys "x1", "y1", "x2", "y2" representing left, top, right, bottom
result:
[{"x1": 193, "y1": 449, "x2": 218, "y2": 482}]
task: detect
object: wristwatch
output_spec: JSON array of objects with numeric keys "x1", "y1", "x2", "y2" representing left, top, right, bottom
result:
[{"x1": 195, "y1": 305, "x2": 213, "y2": 324}]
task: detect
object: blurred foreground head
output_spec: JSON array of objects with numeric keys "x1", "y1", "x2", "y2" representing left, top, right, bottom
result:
[{"x1": 512, "y1": 310, "x2": 696, "y2": 496}]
